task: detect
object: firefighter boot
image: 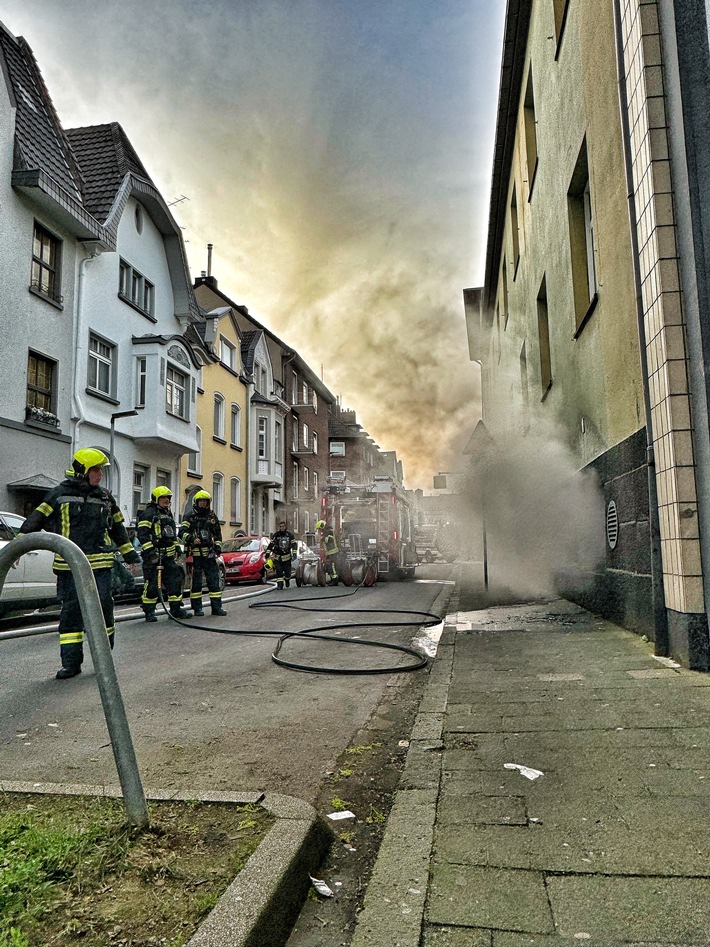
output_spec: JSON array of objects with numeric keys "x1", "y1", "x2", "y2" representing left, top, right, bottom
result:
[
  {"x1": 143, "y1": 605, "x2": 158, "y2": 623},
  {"x1": 210, "y1": 596, "x2": 227, "y2": 617},
  {"x1": 191, "y1": 598, "x2": 205, "y2": 617},
  {"x1": 56, "y1": 666, "x2": 82, "y2": 680},
  {"x1": 169, "y1": 602, "x2": 192, "y2": 619}
]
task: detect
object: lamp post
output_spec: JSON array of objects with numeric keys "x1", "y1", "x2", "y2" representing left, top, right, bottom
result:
[{"x1": 109, "y1": 410, "x2": 139, "y2": 495}]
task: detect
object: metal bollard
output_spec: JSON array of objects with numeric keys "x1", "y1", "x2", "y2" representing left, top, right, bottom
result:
[{"x1": 0, "y1": 533, "x2": 149, "y2": 827}]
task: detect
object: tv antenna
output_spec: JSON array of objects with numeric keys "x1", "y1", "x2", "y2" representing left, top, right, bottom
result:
[{"x1": 168, "y1": 194, "x2": 190, "y2": 206}]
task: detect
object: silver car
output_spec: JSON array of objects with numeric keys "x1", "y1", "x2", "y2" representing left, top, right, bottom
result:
[{"x1": 0, "y1": 510, "x2": 59, "y2": 617}]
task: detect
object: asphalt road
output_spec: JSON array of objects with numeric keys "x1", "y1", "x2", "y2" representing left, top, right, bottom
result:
[{"x1": 0, "y1": 566, "x2": 455, "y2": 803}]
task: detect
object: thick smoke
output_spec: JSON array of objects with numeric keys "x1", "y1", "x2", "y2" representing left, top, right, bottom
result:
[{"x1": 456, "y1": 418, "x2": 606, "y2": 597}]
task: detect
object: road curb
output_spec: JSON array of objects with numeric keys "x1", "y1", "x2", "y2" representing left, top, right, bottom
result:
[{"x1": 0, "y1": 780, "x2": 334, "y2": 947}]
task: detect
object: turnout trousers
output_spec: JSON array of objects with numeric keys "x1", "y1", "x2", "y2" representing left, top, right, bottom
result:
[
  {"x1": 57, "y1": 569, "x2": 114, "y2": 672},
  {"x1": 142, "y1": 556, "x2": 184, "y2": 610},
  {"x1": 189, "y1": 554, "x2": 222, "y2": 608},
  {"x1": 273, "y1": 555, "x2": 292, "y2": 588}
]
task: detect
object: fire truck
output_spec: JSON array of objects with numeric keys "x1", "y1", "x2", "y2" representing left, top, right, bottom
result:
[{"x1": 321, "y1": 475, "x2": 418, "y2": 583}]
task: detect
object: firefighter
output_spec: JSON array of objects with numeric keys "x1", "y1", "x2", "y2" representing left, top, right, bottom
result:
[
  {"x1": 315, "y1": 519, "x2": 340, "y2": 585},
  {"x1": 137, "y1": 486, "x2": 191, "y2": 621},
  {"x1": 267, "y1": 520, "x2": 297, "y2": 590},
  {"x1": 179, "y1": 490, "x2": 227, "y2": 616},
  {"x1": 20, "y1": 448, "x2": 141, "y2": 679}
]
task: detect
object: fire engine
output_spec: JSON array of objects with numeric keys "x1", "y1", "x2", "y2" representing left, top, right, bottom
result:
[{"x1": 321, "y1": 475, "x2": 418, "y2": 583}]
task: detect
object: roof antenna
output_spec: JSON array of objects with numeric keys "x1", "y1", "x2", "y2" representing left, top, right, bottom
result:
[{"x1": 207, "y1": 243, "x2": 213, "y2": 277}]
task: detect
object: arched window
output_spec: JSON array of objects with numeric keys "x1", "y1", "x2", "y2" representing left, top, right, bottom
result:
[
  {"x1": 213, "y1": 394, "x2": 225, "y2": 440},
  {"x1": 230, "y1": 477, "x2": 241, "y2": 523},
  {"x1": 212, "y1": 472, "x2": 224, "y2": 519},
  {"x1": 230, "y1": 404, "x2": 241, "y2": 447}
]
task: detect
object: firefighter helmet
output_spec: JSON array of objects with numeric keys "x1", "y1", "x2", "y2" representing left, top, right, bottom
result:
[
  {"x1": 315, "y1": 520, "x2": 326, "y2": 530},
  {"x1": 193, "y1": 490, "x2": 211, "y2": 510},
  {"x1": 151, "y1": 486, "x2": 173, "y2": 503},
  {"x1": 71, "y1": 448, "x2": 109, "y2": 477}
]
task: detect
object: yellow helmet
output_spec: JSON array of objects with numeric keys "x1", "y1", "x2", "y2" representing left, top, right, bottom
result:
[
  {"x1": 193, "y1": 490, "x2": 211, "y2": 510},
  {"x1": 315, "y1": 520, "x2": 326, "y2": 530},
  {"x1": 151, "y1": 485, "x2": 173, "y2": 503},
  {"x1": 71, "y1": 448, "x2": 109, "y2": 477}
]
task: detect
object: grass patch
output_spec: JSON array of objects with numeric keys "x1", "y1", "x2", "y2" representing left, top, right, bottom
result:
[{"x1": 0, "y1": 793, "x2": 273, "y2": 947}]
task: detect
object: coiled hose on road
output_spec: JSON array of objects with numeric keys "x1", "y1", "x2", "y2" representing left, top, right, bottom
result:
[{"x1": 160, "y1": 581, "x2": 440, "y2": 675}]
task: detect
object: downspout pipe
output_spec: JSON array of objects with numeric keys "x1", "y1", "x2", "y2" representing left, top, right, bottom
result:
[
  {"x1": 72, "y1": 244, "x2": 102, "y2": 452},
  {"x1": 612, "y1": 0, "x2": 669, "y2": 652}
]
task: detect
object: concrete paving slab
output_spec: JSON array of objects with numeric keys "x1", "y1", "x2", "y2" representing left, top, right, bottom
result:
[
  {"x1": 437, "y1": 793, "x2": 528, "y2": 826},
  {"x1": 428, "y1": 865, "x2": 553, "y2": 933},
  {"x1": 546, "y1": 875, "x2": 710, "y2": 943},
  {"x1": 423, "y1": 927, "x2": 492, "y2": 946}
]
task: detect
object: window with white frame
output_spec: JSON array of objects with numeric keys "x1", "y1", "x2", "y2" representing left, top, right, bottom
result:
[
  {"x1": 187, "y1": 426, "x2": 202, "y2": 474},
  {"x1": 330, "y1": 441, "x2": 345, "y2": 456},
  {"x1": 156, "y1": 468, "x2": 171, "y2": 489},
  {"x1": 313, "y1": 471, "x2": 319, "y2": 498},
  {"x1": 275, "y1": 420, "x2": 282, "y2": 460},
  {"x1": 213, "y1": 394, "x2": 225, "y2": 439},
  {"x1": 303, "y1": 466, "x2": 309, "y2": 491},
  {"x1": 220, "y1": 337, "x2": 237, "y2": 371},
  {"x1": 119, "y1": 258, "x2": 154, "y2": 317},
  {"x1": 166, "y1": 365, "x2": 188, "y2": 419},
  {"x1": 132, "y1": 465, "x2": 148, "y2": 522},
  {"x1": 88, "y1": 333, "x2": 115, "y2": 396},
  {"x1": 302, "y1": 382, "x2": 308, "y2": 405},
  {"x1": 230, "y1": 403, "x2": 241, "y2": 447},
  {"x1": 292, "y1": 420, "x2": 298, "y2": 451},
  {"x1": 302, "y1": 423, "x2": 309, "y2": 449},
  {"x1": 258, "y1": 417, "x2": 268, "y2": 459},
  {"x1": 292, "y1": 461, "x2": 299, "y2": 500},
  {"x1": 212, "y1": 472, "x2": 224, "y2": 519},
  {"x1": 292, "y1": 371, "x2": 298, "y2": 403},
  {"x1": 135, "y1": 356, "x2": 147, "y2": 407},
  {"x1": 31, "y1": 221, "x2": 62, "y2": 304},
  {"x1": 230, "y1": 477, "x2": 241, "y2": 522},
  {"x1": 312, "y1": 431, "x2": 318, "y2": 454}
]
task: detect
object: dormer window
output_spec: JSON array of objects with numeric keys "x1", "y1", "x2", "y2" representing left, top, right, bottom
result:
[{"x1": 119, "y1": 258, "x2": 155, "y2": 318}]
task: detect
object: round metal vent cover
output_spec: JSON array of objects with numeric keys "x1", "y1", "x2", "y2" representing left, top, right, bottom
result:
[{"x1": 606, "y1": 500, "x2": 619, "y2": 549}]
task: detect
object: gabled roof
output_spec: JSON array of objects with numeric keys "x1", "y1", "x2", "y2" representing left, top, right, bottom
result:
[
  {"x1": 65, "y1": 123, "x2": 152, "y2": 223},
  {"x1": 240, "y1": 330, "x2": 262, "y2": 375},
  {"x1": 0, "y1": 23, "x2": 84, "y2": 203}
]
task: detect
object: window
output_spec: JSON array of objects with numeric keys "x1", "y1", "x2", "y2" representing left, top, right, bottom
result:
[
  {"x1": 258, "y1": 417, "x2": 268, "y2": 459},
  {"x1": 568, "y1": 139, "x2": 598, "y2": 331},
  {"x1": 292, "y1": 420, "x2": 299, "y2": 452},
  {"x1": 260, "y1": 366, "x2": 267, "y2": 394},
  {"x1": 524, "y1": 69, "x2": 538, "y2": 197},
  {"x1": 187, "y1": 426, "x2": 202, "y2": 475},
  {"x1": 88, "y1": 334, "x2": 115, "y2": 396},
  {"x1": 302, "y1": 382, "x2": 308, "y2": 405},
  {"x1": 132, "y1": 465, "x2": 148, "y2": 522},
  {"x1": 330, "y1": 441, "x2": 345, "y2": 456},
  {"x1": 312, "y1": 431, "x2": 318, "y2": 455},
  {"x1": 230, "y1": 477, "x2": 241, "y2": 522},
  {"x1": 156, "y1": 469, "x2": 171, "y2": 489},
  {"x1": 135, "y1": 356, "x2": 147, "y2": 407},
  {"x1": 230, "y1": 404, "x2": 241, "y2": 447},
  {"x1": 303, "y1": 423, "x2": 309, "y2": 449},
  {"x1": 304, "y1": 466, "x2": 309, "y2": 491},
  {"x1": 293, "y1": 461, "x2": 299, "y2": 500},
  {"x1": 292, "y1": 371, "x2": 298, "y2": 403},
  {"x1": 31, "y1": 222, "x2": 62, "y2": 304},
  {"x1": 313, "y1": 471, "x2": 319, "y2": 497},
  {"x1": 165, "y1": 365, "x2": 188, "y2": 419},
  {"x1": 26, "y1": 351, "x2": 56, "y2": 414},
  {"x1": 275, "y1": 420, "x2": 283, "y2": 460},
  {"x1": 220, "y1": 337, "x2": 237, "y2": 371},
  {"x1": 511, "y1": 184, "x2": 520, "y2": 278},
  {"x1": 537, "y1": 276, "x2": 552, "y2": 396},
  {"x1": 213, "y1": 394, "x2": 225, "y2": 439},
  {"x1": 118, "y1": 258, "x2": 155, "y2": 317},
  {"x1": 212, "y1": 473, "x2": 224, "y2": 519}
]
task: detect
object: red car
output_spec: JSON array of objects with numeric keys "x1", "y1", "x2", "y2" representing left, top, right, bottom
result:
[{"x1": 221, "y1": 536, "x2": 271, "y2": 585}]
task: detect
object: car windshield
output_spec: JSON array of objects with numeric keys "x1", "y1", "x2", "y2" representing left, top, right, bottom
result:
[{"x1": 222, "y1": 538, "x2": 261, "y2": 553}]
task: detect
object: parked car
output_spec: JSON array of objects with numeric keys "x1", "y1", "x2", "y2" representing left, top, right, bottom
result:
[
  {"x1": 221, "y1": 536, "x2": 270, "y2": 585},
  {"x1": 0, "y1": 510, "x2": 59, "y2": 617}
]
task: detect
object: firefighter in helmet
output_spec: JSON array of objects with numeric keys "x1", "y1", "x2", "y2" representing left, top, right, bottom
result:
[
  {"x1": 179, "y1": 490, "x2": 227, "y2": 616},
  {"x1": 137, "y1": 486, "x2": 191, "y2": 621},
  {"x1": 315, "y1": 519, "x2": 340, "y2": 585},
  {"x1": 266, "y1": 519, "x2": 297, "y2": 590},
  {"x1": 20, "y1": 448, "x2": 140, "y2": 679}
]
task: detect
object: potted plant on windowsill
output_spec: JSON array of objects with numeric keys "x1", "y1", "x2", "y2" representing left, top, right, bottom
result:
[{"x1": 25, "y1": 405, "x2": 60, "y2": 429}]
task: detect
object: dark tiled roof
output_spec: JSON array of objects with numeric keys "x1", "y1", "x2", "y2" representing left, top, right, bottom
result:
[
  {"x1": 240, "y1": 330, "x2": 261, "y2": 374},
  {"x1": 328, "y1": 421, "x2": 362, "y2": 438},
  {"x1": 0, "y1": 26, "x2": 83, "y2": 201},
  {"x1": 65, "y1": 123, "x2": 153, "y2": 223}
]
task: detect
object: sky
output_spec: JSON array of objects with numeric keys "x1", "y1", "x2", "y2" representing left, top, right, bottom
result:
[{"x1": 2, "y1": 0, "x2": 506, "y2": 491}]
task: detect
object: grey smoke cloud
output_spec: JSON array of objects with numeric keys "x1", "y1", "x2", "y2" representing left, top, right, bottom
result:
[{"x1": 2, "y1": 0, "x2": 505, "y2": 489}]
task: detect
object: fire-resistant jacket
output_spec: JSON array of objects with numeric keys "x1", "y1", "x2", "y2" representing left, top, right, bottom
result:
[
  {"x1": 179, "y1": 509, "x2": 223, "y2": 558},
  {"x1": 137, "y1": 503, "x2": 181, "y2": 561},
  {"x1": 20, "y1": 472, "x2": 138, "y2": 573},
  {"x1": 321, "y1": 528, "x2": 339, "y2": 557},
  {"x1": 267, "y1": 529, "x2": 297, "y2": 562}
]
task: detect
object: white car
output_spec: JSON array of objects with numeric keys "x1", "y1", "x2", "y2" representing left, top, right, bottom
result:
[{"x1": 0, "y1": 510, "x2": 59, "y2": 617}]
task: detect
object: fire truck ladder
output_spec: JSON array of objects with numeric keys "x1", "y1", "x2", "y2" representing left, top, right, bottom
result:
[{"x1": 377, "y1": 495, "x2": 391, "y2": 574}]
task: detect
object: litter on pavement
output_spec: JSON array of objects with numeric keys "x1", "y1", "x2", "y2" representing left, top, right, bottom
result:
[{"x1": 504, "y1": 763, "x2": 544, "y2": 780}]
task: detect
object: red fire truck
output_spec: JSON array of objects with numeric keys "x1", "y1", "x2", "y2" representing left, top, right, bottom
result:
[{"x1": 321, "y1": 475, "x2": 418, "y2": 583}]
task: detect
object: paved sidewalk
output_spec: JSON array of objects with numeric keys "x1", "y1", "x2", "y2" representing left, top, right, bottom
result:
[{"x1": 351, "y1": 596, "x2": 710, "y2": 947}]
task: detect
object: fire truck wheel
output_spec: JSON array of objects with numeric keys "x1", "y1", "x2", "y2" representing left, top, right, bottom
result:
[
  {"x1": 341, "y1": 564, "x2": 354, "y2": 587},
  {"x1": 363, "y1": 565, "x2": 377, "y2": 587},
  {"x1": 294, "y1": 563, "x2": 304, "y2": 587}
]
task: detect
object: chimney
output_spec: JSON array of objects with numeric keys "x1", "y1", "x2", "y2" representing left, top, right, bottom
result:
[{"x1": 207, "y1": 243, "x2": 213, "y2": 277}]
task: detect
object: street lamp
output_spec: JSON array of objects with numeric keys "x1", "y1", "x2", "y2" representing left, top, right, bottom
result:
[{"x1": 109, "y1": 410, "x2": 139, "y2": 495}]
